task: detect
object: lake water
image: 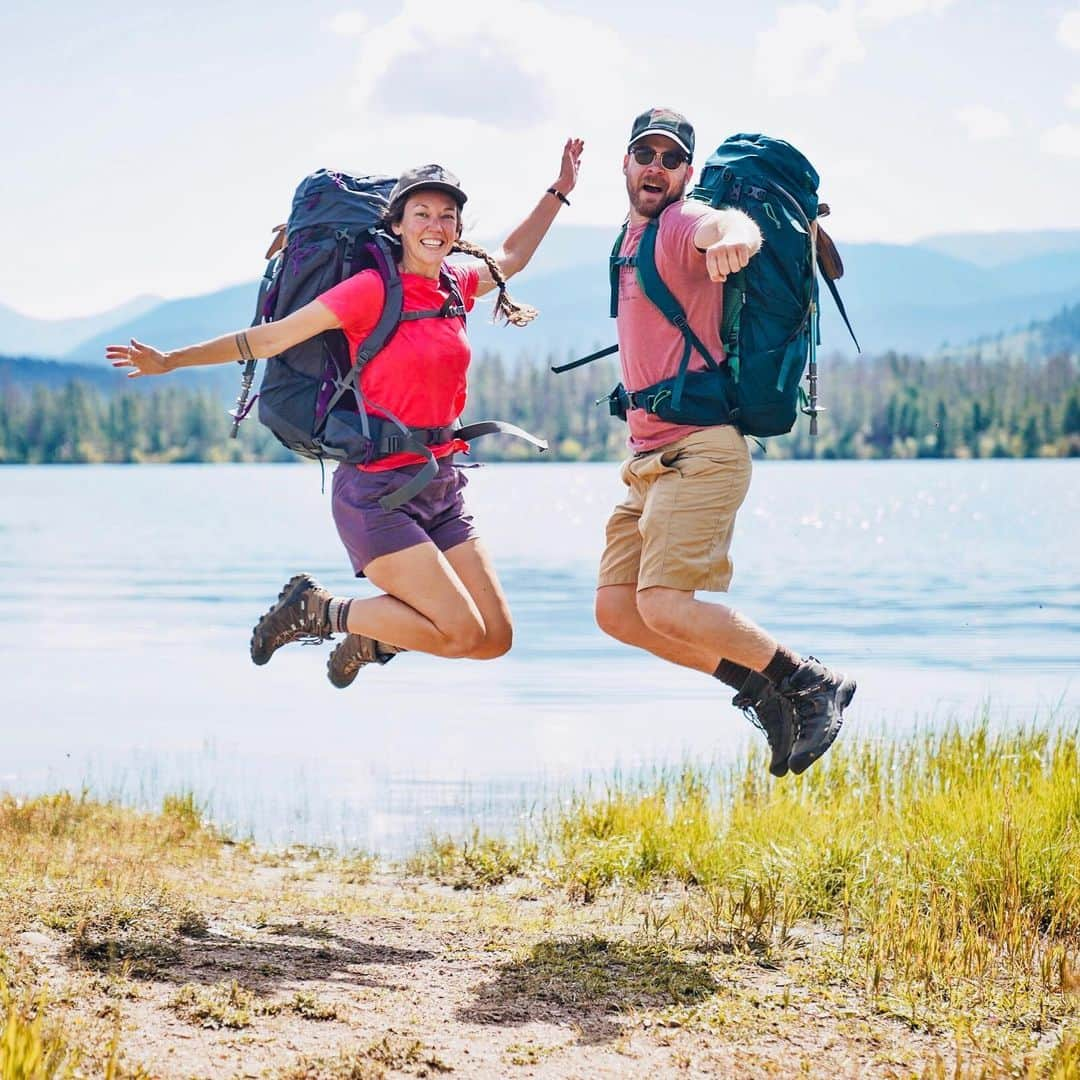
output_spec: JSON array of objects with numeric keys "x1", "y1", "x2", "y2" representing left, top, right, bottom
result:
[{"x1": 1, "y1": 460, "x2": 1077, "y2": 854}]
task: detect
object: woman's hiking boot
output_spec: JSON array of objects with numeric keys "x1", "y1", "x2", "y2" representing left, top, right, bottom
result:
[
  {"x1": 327, "y1": 634, "x2": 403, "y2": 689},
  {"x1": 779, "y1": 657, "x2": 857, "y2": 774},
  {"x1": 250, "y1": 574, "x2": 333, "y2": 666},
  {"x1": 733, "y1": 671, "x2": 796, "y2": 778}
]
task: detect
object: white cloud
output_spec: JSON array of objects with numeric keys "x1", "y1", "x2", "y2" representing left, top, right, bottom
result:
[
  {"x1": 956, "y1": 105, "x2": 1012, "y2": 141},
  {"x1": 1069, "y1": 84, "x2": 1080, "y2": 109},
  {"x1": 860, "y1": 0, "x2": 955, "y2": 21},
  {"x1": 1040, "y1": 123, "x2": 1080, "y2": 157},
  {"x1": 1058, "y1": 8, "x2": 1080, "y2": 50},
  {"x1": 319, "y1": 0, "x2": 641, "y2": 234},
  {"x1": 325, "y1": 11, "x2": 368, "y2": 35},
  {"x1": 754, "y1": 4, "x2": 865, "y2": 97}
]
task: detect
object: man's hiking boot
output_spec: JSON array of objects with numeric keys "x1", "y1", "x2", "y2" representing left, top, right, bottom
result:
[
  {"x1": 250, "y1": 574, "x2": 333, "y2": 666},
  {"x1": 327, "y1": 634, "x2": 403, "y2": 689},
  {"x1": 733, "y1": 671, "x2": 796, "y2": 778},
  {"x1": 779, "y1": 657, "x2": 857, "y2": 775}
]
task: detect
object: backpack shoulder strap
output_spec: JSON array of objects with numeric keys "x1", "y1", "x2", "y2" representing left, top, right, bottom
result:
[
  {"x1": 635, "y1": 219, "x2": 717, "y2": 367},
  {"x1": 608, "y1": 223, "x2": 630, "y2": 318},
  {"x1": 635, "y1": 218, "x2": 722, "y2": 410},
  {"x1": 316, "y1": 233, "x2": 403, "y2": 423},
  {"x1": 354, "y1": 234, "x2": 404, "y2": 364}
]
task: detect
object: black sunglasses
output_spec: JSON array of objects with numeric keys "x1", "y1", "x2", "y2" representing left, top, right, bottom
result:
[{"x1": 630, "y1": 146, "x2": 688, "y2": 170}]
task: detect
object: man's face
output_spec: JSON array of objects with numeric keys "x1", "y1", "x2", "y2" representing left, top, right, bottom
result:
[{"x1": 623, "y1": 135, "x2": 693, "y2": 219}]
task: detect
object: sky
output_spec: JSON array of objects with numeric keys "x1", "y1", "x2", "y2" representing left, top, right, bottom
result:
[{"x1": 3, "y1": 0, "x2": 1080, "y2": 319}]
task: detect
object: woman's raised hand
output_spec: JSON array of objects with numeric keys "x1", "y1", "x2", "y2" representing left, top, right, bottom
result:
[
  {"x1": 106, "y1": 338, "x2": 170, "y2": 377},
  {"x1": 554, "y1": 138, "x2": 584, "y2": 197}
]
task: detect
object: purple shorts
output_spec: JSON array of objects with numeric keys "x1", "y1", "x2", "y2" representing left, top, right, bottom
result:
[{"x1": 331, "y1": 456, "x2": 477, "y2": 577}]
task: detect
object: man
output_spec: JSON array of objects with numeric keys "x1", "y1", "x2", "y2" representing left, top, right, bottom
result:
[{"x1": 593, "y1": 107, "x2": 855, "y2": 777}]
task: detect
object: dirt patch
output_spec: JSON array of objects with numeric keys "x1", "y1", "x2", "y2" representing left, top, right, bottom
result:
[{"x1": 8, "y1": 856, "x2": 1066, "y2": 1078}]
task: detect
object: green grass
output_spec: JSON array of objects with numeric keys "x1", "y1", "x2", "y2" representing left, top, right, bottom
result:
[{"x1": 419, "y1": 720, "x2": 1080, "y2": 1047}]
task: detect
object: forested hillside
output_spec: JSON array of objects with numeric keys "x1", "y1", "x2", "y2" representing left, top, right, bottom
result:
[{"x1": 2, "y1": 352, "x2": 1077, "y2": 464}]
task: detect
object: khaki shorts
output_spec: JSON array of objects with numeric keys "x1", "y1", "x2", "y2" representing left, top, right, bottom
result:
[{"x1": 597, "y1": 426, "x2": 752, "y2": 593}]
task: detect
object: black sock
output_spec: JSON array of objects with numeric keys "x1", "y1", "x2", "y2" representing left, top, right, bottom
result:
[
  {"x1": 713, "y1": 659, "x2": 753, "y2": 691},
  {"x1": 763, "y1": 645, "x2": 801, "y2": 686}
]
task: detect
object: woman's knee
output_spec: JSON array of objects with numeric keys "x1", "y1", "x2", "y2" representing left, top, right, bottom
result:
[
  {"x1": 438, "y1": 611, "x2": 488, "y2": 658},
  {"x1": 469, "y1": 623, "x2": 513, "y2": 660}
]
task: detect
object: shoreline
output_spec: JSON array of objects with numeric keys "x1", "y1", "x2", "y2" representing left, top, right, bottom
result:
[{"x1": 3, "y1": 724, "x2": 1080, "y2": 1078}]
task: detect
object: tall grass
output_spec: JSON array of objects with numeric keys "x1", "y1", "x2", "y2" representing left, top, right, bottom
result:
[{"x1": 533, "y1": 722, "x2": 1080, "y2": 1027}]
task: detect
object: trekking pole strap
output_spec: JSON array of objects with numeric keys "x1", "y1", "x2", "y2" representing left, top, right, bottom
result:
[{"x1": 551, "y1": 343, "x2": 619, "y2": 374}]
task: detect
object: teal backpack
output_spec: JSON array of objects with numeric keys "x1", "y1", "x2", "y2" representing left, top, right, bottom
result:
[{"x1": 554, "y1": 133, "x2": 858, "y2": 438}]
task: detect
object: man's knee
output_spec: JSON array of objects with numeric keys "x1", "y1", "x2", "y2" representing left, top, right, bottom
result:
[
  {"x1": 595, "y1": 586, "x2": 639, "y2": 642},
  {"x1": 636, "y1": 587, "x2": 695, "y2": 640}
]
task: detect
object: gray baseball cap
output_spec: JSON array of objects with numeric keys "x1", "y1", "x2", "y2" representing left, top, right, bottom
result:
[
  {"x1": 387, "y1": 164, "x2": 468, "y2": 208},
  {"x1": 628, "y1": 107, "x2": 695, "y2": 159}
]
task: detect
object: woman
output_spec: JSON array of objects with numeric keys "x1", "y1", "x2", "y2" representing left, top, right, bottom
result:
[{"x1": 108, "y1": 138, "x2": 583, "y2": 688}]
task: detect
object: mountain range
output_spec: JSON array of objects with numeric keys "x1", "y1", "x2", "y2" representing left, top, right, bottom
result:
[{"x1": 4, "y1": 228, "x2": 1080, "y2": 371}]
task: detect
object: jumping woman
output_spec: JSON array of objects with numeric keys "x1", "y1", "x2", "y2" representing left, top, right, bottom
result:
[{"x1": 108, "y1": 138, "x2": 583, "y2": 688}]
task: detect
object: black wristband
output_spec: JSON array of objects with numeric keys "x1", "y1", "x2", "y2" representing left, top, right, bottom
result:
[{"x1": 546, "y1": 187, "x2": 570, "y2": 207}]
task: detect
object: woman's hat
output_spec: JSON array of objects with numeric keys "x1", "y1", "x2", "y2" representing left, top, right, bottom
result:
[{"x1": 387, "y1": 164, "x2": 468, "y2": 208}]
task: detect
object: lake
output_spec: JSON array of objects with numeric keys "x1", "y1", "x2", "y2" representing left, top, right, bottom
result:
[{"x1": 1, "y1": 460, "x2": 1077, "y2": 853}]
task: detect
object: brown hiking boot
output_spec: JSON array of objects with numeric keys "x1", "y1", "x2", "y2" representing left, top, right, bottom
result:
[
  {"x1": 250, "y1": 574, "x2": 333, "y2": 666},
  {"x1": 327, "y1": 634, "x2": 403, "y2": 689},
  {"x1": 733, "y1": 671, "x2": 796, "y2": 778}
]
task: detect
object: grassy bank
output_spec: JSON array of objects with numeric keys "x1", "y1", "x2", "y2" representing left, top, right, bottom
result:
[{"x1": 2, "y1": 723, "x2": 1079, "y2": 1077}]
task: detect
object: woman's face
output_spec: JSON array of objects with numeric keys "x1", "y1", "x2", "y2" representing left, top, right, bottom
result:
[{"x1": 392, "y1": 190, "x2": 460, "y2": 273}]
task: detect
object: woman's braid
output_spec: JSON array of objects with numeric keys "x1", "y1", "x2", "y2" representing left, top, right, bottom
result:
[{"x1": 452, "y1": 239, "x2": 539, "y2": 327}]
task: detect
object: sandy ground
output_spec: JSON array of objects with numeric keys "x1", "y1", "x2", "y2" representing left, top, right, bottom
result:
[{"x1": 10, "y1": 856, "x2": 1066, "y2": 1079}]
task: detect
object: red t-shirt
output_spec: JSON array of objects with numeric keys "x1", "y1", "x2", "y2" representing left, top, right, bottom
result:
[{"x1": 317, "y1": 263, "x2": 480, "y2": 471}]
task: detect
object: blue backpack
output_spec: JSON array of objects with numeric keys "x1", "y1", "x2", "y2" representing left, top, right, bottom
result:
[
  {"x1": 232, "y1": 169, "x2": 545, "y2": 508},
  {"x1": 554, "y1": 133, "x2": 858, "y2": 439}
]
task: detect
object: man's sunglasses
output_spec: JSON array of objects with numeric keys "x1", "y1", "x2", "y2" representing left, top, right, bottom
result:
[{"x1": 630, "y1": 146, "x2": 688, "y2": 170}]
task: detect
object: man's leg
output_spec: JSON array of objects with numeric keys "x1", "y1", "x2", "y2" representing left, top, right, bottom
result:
[
  {"x1": 596, "y1": 428, "x2": 854, "y2": 775},
  {"x1": 595, "y1": 584, "x2": 717, "y2": 673},
  {"x1": 594, "y1": 438, "x2": 796, "y2": 775}
]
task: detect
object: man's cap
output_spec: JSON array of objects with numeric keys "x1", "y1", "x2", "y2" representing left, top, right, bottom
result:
[
  {"x1": 387, "y1": 164, "x2": 468, "y2": 209},
  {"x1": 628, "y1": 107, "x2": 695, "y2": 159}
]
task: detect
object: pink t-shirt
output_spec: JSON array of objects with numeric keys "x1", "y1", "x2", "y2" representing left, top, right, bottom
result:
[
  {"x1": 614, "y1": 200, "x2": 727, "y2": 453},
  {"x1": 317, "y1": 263, "x2": 480, "y2": 471}
]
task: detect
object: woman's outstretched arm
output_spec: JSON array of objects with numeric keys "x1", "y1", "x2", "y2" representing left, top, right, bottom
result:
[
  {"x1": 106, "y1": 298, "x2": 342, "y2": 378},
  {"x1": 473, "y1": 137, "x2": 584, "y2": 298}
]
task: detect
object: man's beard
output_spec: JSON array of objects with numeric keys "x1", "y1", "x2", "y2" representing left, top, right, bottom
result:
[{"x1": 627, "y1": 174, "x2": 688, "y2": 218}]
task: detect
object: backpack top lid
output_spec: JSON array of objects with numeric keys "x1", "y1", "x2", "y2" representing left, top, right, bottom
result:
[
  {"x1": 286, "y1": 170, "x2": 397, "y2": 239},
  {"x1": 696, "y1": 133, "x2": 820, "y2": 222}
]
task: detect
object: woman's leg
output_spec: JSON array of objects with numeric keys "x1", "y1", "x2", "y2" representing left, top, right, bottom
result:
[
  {"x1": 441, "y1": 538, "x2": 512, "y2": 659},
  {"x1": 344, "y1": 540, "x2": 486, "y2": 658}
]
